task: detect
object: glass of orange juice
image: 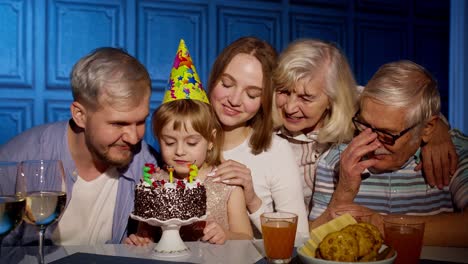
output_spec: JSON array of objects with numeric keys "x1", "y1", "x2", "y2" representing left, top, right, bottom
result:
[
  {"x1": 384, "y1": 216, "x2": 425, "y2": 264},
  {"x1": 261, "y1": 212, "x2": 298, "y2": 263}
]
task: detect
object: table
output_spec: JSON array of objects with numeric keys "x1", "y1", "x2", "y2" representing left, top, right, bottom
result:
[
  {"x1": 420, "y1": 246, "x2": 468, "y2": 263},
  {"x1": 2, "y1": 240, "x2": 467, "y2": 264},
  {"x1": 2, "y1": 240, "x2": 263, "y2": 264},
  {"x1": 253, "y1": 240, "x2": 468, "y2": 264}
]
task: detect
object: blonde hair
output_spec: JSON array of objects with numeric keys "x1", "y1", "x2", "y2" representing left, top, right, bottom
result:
[
  {"x1": 362, "y1": 60, "x2": 440, "y2": 130},
  {"x1": 71, "y1": 47, "x2": 151, "y2": 110},
  {"x1": 273, "y1": 39, "x2": 358, "y2": 144},
  {"x1": 208, "y1": 37, "x2": 278, "y2": 155},
  {"x1": 152, "y1": 100, "x2": 223, "y2": 166}
]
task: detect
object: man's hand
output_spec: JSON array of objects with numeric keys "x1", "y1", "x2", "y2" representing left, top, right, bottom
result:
[{"x1": 332, "y1": 129, "x2": 381, "y2": 206}]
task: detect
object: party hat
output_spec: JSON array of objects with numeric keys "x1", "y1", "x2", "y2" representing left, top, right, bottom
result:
[{"x1": 163, "y1": 39, "x2": 209, "y2": 104}]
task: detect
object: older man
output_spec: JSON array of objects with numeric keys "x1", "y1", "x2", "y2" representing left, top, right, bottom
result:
[
  {"x1": 309, "y1": 60, "x2": 467, "y2": 246},
  {"x1": 0, "y1": 48, "x2": 158, "y2": 246}
]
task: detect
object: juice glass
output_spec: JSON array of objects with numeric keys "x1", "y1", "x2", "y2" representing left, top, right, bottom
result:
[
  {"x1": 261, "y1": 212, "x2": 298, "y2": 263},
  {"x1": 384, "y1": 216, "x2": 425, "y2": 264}
]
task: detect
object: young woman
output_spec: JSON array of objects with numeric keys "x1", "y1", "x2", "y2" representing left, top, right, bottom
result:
[{"x1": 207, "y1": 37, "x2": 309, "y2": 237}]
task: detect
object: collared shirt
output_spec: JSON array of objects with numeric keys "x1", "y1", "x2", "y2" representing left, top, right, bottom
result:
[
  {"x1": 0, "y1": 121, "x2": 157, "y2": 246},
  {"x1": 309, "y1": 129, "x2": 468, "y2": 220},
  {"x1": 276, "y1": 127, "x2": 330, "y2": 211}
]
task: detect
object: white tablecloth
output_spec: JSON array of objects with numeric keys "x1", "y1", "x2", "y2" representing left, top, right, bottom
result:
[
  {"x1": 3, "y1": 240, "x2": 467, "y2": 264},
  {"x1": 9, "y1": 240, "x2": 263, "y2": 264}
]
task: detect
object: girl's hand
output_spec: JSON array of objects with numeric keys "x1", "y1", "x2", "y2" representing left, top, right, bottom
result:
[
  {"x1": 123, "y1": 234, "x2": 153, "y2": 246},
  {"x1": 201, "y1": 220, "x2": 227, "y2": 245},
  {"x1": 211, "y1": 159, "x2": 261, "y2": 213}
]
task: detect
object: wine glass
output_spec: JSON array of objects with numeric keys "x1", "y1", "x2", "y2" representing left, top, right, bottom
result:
[
  {"x1": 19, "y1": 160, "x2": 67, "y2": 264},
  {"x1": 0, "y1": 162, "x2": 25, "y2": 246}
]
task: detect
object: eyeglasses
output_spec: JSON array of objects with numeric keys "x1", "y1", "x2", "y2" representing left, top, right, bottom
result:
[{"x1": 352, "y1": 110, "x2": 418, "y2": 146}]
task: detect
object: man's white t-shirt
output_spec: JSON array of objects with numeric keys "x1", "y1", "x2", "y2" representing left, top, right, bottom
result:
[{"x1": 52, "y1": 167, "x2": 119, "y2": 245}]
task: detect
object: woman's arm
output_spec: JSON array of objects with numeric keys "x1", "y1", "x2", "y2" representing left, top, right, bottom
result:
[
  {"x1": 378, "y1": 211, "x2": 468, "y2": 247},
  {"x1": 226, "y1": 187, "x2": 254, "y2": 240},
  {"x1": 418, "y1": 211, "x2": 468, "y2": 246},
  {"x1": 418, "y1": 117, "x2": 458, "y2": 189},
  {"x1": 269, "y1": 138, "x2": 310, "y2": 236}
]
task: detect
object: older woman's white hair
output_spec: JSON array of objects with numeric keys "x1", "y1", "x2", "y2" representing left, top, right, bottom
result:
[{"x1": 273, "y1": 39, "x2": 358, "y2": 144}]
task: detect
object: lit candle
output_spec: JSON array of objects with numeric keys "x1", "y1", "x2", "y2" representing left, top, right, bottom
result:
[
  {"x1": 188, "y1": 162, "x2": 198, "y2": 183},
  {"x1": 167, "y1": 165, "x2": 174, "y2": 183},
  {"x1": 143, "y1": 164, "x2": 152, "y2": 184}
]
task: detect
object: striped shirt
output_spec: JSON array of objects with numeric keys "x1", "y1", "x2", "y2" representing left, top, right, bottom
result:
[{"x1": 310, "y1": 129, "x2": 468, "y2": 220}]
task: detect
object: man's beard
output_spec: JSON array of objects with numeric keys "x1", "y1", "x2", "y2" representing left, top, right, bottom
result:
[{"x1": 85, "y1": 139, "x2": 137, "y2": 169}]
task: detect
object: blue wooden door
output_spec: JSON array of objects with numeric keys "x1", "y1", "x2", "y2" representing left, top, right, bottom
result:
[{"x1": 0, "y1": 0, "x2": 450, "y2": 148}]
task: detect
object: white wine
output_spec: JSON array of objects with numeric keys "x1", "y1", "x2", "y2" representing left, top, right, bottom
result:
[
  {"x1": 0, "y1": 196, "x2": 25, "y2": 237},
  {"x1": 24, "y1": 191, "x2": 66, "y2": 228}
]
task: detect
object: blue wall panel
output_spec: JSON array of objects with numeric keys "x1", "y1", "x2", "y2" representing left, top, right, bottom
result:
[
  {"x1": 291, "y1": 16, "x2": 346, "y2": 44},
  {"x1": 45, "y1": 99, "x2": 72, "y2": 123},
  {"x1": 0, "y1": 0, "x2": 458, "y2": 145},
  {"x1": 356, "y1": 20, "x2": 408, "y2": 85},
  {"x1": 0, "y1": 0, "x2": 32, "y2": 87},
  {"x1": 414, "y1": 22, "x2": 449, "y2": 117},
  {"x1": 47, "y1": 0, "x2": 125, "y2": 89},
  {"x1": 138, "y1": 1, "x2": 208, "y2": 91},
  {"x1": 217, "y1": 5, "x2": 282, "y2": 52},
  {"x1": 290, "y1": 12, "x2": 347, "y2": 51},
  {"x1": 0, "y1": 99, "x2": 33, "y2": 145},
  {"x1": 356, "y1": 0, "x2": 407, "y2": 14}
]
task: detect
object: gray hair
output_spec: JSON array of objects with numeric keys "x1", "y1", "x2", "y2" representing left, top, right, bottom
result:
[
  {"x1": 362, "y1": 60, "x2": 440, "y2": 132},
  {"x1": 273, "y1": 39, "x2": 358, "y2": 144},
  {"x1": 71, "y1": 47, "x2": 151, "y2": 110}
]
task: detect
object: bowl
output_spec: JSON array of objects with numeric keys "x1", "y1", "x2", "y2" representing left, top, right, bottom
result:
[{"x1": 297, "y1": 244, "x2": 397, "y2": 264}]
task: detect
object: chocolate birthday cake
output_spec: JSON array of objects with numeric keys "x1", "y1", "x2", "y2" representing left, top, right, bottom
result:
[{"x1": 133, "y1": 164, "x2": 207, "y2": 221}]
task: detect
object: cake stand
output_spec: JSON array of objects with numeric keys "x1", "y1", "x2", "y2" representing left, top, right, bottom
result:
[{"x1": 130, "y1": 214, "x2": 207, "y2": 257}]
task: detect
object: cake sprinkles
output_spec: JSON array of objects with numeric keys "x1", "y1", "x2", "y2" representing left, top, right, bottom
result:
[{"x1": 133, "y1": 163, "x2": 207, "y2": 221}]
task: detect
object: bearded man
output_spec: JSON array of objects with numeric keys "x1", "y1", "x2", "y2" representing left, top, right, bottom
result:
[{"x1": 0, "y1": 48, "x2": 158, "y2": 246}]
